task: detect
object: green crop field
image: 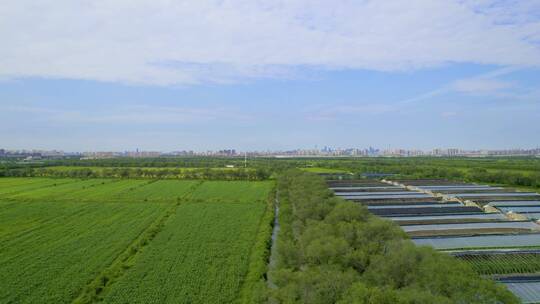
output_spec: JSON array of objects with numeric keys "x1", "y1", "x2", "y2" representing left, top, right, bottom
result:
[
  {"x1": 0, "y1": 177, "x2": 79, "y2": 196},
  {"x1": 118, "y1": 179, "x2": 201, "y2": 202},
  {"x1": 0, "y1": 200, "x2": 169, "y2": 303},
  {"x1": 190, "y1": 181, "x2": 273, "y2": 203},
  {"x1": 102, "y1": 202, "x2": 267, "y2": 304},
  {"x1": 5, "y1": 178, "x2": 115, "y2": 200},
  {"x1": 0, "y1": 177, "x2": 273, "y2": 304},
  {"x1": 0, "y1": 178, "x2": 200, "y2": 203},
  {"x1": 459, "y1": 253, "x2": 540, "y2": 275}
]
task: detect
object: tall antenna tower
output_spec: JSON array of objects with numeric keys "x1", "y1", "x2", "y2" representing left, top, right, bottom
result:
[{"x1": 244, "y1": 152, "x2": 247, "y2": 168}]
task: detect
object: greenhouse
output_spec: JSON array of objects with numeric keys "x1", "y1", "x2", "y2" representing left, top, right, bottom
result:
[
  {"x1": 402, "y1": 221, "x2": 540, "y2": 233},
  {"x1": 413, "y1": 234, "x2": 540, "y2": 250},
  {"x1": 489, "y1": 201, "x2": 540, "y2": 207}
]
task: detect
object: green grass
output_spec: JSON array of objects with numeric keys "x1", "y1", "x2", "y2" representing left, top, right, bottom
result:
[
  {"x1": 190, "y1": 181, "x2": 273, "y2": 203},
  {"x1": 0, "y1": 200, "x2": 168, "y2": 304},
  {"x1": 459, "y1": 253, "x2": 540, "y2": 275},
  {"x1": 101, "y1": 201, "x2": 267, "y2": 304}
]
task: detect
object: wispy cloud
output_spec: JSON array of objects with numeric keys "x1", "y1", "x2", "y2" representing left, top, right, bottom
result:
[
  {"x1": 3, "y1": 104, "x2": 250, "y2": 124},
  {"x1": 1, "y1": 1, "x2": 540, "y2": 85},
  {"x1": 396, "y1": 66, "x2": 539, "y2": 107},
  {"x1": 452, "y1": 79, "x2": 515, "y2": 94}
]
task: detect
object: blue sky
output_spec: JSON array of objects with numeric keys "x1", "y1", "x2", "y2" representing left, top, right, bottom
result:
[{"x1": 1, "y1": 1, "x2": 539, "y2": 151}]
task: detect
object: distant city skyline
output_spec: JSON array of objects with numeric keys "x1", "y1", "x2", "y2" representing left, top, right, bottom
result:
[
  {"x1": 1, "y1": 1, "x2": 539, "y2": 150},
  {"x1": 2, "y1": 146, "x2": 539, "y2": 158}
]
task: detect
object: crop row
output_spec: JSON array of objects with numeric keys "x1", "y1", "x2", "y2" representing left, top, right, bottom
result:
[
  {"x1": 100, "y1": 202, "x2": 268, "y2": 303},
  {"x1": 459, "y1": 253, "x2": 540, "y2": 275},
  {"x1": 0, "y1": 200, "x2": 168, "y2": 304}
]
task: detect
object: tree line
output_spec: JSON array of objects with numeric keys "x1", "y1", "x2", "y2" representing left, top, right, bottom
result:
[
  {"x1": 3, "y1": 156, "x2": 539, "y2": 188},
  {"x1": 0, "y1": 167, "x2": 271, "y2": 181}
]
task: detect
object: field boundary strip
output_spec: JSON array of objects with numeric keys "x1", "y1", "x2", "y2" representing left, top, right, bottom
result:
[
  {"x1": 236, "y1": 185, "x2": 276, "y2": 304},
  {"x1": 71, "y1": 181, "x2": 204, "y2": 304}
]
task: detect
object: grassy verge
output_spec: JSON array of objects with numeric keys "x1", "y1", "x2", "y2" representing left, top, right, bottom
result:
[{"x1": 236, "y1": 186, "x2": 276, "y2": 304}]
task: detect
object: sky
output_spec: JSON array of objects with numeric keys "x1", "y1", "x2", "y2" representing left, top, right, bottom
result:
[{"x1": 1, "y1": 0, "x2": 539, "y2": 151}]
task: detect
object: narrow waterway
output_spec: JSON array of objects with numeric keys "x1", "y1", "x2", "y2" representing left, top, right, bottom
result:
[{"x1": 267, "y1": 193, "x2": 280, "y2": 288}]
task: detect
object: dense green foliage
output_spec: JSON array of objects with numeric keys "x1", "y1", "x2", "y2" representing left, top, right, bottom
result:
[
  {"x1": 33, "y1": 156, "x2": 278, "y2": 168},
  {"x1": 268, "y1": 170, "x2": 518, "y2": 304},
  {"x1": 1, "y1": 166, "x2": 271, "y2": 180},
  {"x1": 460, "y1": 253, "x2": 540, "y2": 275}
]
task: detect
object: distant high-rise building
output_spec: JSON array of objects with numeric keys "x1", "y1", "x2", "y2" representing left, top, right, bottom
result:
[{"x1": 447, "y1": 148, "x2": 459, "y2": 156}]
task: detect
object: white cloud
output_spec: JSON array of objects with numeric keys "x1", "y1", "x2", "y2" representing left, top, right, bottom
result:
[
  {"x1": 1, "y1": 0, "x2": 540, "y2": 85},
  {"x1": 452, "y1": 79, "x2": 515, "y2": 94}
]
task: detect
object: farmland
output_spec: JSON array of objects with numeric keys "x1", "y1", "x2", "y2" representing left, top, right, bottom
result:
[
  {"x1": 2, "y1": 156, "x2": 540, "y2": 303},
  {"x1": 0, "y1": 177, "x2": 273, "y2": 304},
  {"x1": 459, "y1": 253, "x2": 540, "y2": 275},
  {"x1": 102, "y1": 202, "x2": 267, "y2": 304},
  {"x1": 190, "y1": 180, "x2": 273, "y2": 203},
  {"x1": 0, "y1": 177, "x2": 79, "y2": 196},
  {"x1": 0, "y1": 200, "x2": 169, "y2": 303}
]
